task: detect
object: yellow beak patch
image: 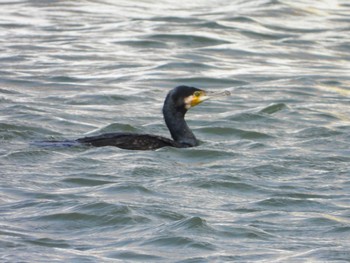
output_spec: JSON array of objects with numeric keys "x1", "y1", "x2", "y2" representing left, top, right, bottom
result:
[{"x1": 184, "y1": 91, "x2": 210, "y2": 109}]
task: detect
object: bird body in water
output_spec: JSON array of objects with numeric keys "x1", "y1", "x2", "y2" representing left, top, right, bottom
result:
[
  {"x1": 37, "y1": 86, "x2": 229, "y2": 150},
  {"x1": 77, "y1": 85, "x2": 212, "y2": 150}
]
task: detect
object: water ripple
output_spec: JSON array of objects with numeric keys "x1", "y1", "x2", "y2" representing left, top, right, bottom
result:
[{"x1": 1, "y1": 0, "x2": 350, "y2": 262}]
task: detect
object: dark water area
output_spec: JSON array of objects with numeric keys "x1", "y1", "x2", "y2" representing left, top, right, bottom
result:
[{"x1": 1, "y1": 0, "x2": 350, "y2": 262}]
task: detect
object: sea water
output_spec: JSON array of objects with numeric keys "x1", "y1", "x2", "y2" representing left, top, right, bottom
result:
[{"x1": 1, "y1": 0, "x2": 350, "y2": 262}]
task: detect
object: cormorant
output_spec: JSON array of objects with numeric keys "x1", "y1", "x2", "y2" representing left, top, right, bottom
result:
[{"x1": 76, "y1": 85, "x2": 228, "y2": 150}]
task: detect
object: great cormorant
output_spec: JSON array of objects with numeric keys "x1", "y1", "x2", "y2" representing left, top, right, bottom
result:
[{"x1": 77, "y1": 85, "x2": 227, "y2": 150}]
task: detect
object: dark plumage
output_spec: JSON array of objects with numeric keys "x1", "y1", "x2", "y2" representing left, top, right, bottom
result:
[
  {"x1": 77, "y1": 133, "x2": 180, "y2": 150},
  {"x1": 77, "y1": 85, "x2": 209, "y2": 150}
]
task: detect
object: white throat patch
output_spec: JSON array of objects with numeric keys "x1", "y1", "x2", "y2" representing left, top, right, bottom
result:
[{"x1": 184, "y1": 95, "x2": 194, "y2": 109}]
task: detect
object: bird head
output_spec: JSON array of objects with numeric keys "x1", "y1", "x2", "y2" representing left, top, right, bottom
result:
[{"x1": 168, "y1": 85, "x2": 209, "y2": 112}]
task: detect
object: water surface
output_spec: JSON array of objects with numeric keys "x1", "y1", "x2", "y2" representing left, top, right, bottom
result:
[{"x1": 1, "y1": 0, "x2": 350, "y2": 262}]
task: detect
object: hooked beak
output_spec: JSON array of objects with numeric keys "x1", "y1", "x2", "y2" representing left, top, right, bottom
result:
[
  {"x1": 185, "y1": 90, "x2": 231, "y2": 109},
  {"x1": 206, "y1": 90, "x2": 231, "y2": 98}
]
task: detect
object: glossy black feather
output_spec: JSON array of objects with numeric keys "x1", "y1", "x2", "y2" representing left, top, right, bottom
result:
[{"x1": 77, "y1": 132, "x2": 181, "y2": 150}]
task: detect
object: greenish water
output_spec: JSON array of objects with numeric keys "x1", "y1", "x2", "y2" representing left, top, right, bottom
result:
[{"x1": 1, "y1": 0, "x2": 350, "y2": 262}]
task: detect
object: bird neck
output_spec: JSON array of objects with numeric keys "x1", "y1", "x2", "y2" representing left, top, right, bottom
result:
[{"x1": 163, "y1": 103, "x2": 198, "y2": 147}]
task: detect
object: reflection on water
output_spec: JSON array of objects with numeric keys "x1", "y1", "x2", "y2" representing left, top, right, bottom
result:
[{"x1": 1, "y1": 0, "x2": 350, "y2": 262}]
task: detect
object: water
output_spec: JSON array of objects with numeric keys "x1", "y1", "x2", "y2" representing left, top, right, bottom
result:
[{"x1": 1, "y1": 0, "x2": 350, "y2": 262}]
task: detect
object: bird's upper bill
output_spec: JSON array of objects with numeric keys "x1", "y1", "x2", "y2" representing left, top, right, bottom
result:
[{"x1": 184, "y1": 89, "x2": 231, "y2": 110}]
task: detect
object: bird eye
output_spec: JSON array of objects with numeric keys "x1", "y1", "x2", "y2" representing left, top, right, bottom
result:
[{"x1": 194, "y1": 91, "x2": 201, "y2": 97}]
